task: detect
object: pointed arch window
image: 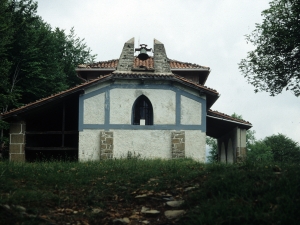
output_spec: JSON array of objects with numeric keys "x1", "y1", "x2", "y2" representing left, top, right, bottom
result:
[{"x1": 132, "y1": 95, "x2": 153, "y2": 125}]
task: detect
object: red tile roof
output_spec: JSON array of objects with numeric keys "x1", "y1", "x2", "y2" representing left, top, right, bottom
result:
[
  {"x1": 1, "y1": 74, "x2": 112, "y2": 118},
  {"x1": 77, "y1": 57, "x2": 210, "y2": 70},
  {"x1": 1, "y1": 73, "x2": 219, "y2": 119},
  {"x1": 173, "y1": 75, "x2": 218, "y2": 94},
  {"x1": 207, "y1": 109, "x2": 252, "y2": 126}
]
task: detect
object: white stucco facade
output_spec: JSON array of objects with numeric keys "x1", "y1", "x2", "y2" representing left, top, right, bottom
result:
[
  {"x1": 185, "y1": 130, "x2": 206, "y2": 161},
  {"x1": 83, "y1": 93, "x2": 105, "y2": 124},
  {"x1": 181, "y1": 95, "x2": 202, "y2": 125},
  {"x1": 109, "y1": 88, "x2": 176, "y2": 125},
  {"x1": 78, "y1": 81, "x2": 207, "y2": 162},
  {"x1": 79, "y1": 129, "x2": 206, "y2": 161}
]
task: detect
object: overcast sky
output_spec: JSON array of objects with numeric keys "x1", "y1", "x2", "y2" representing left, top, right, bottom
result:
[{"x1": 36, "y1": 0, "x2": 300, "y2": 143}]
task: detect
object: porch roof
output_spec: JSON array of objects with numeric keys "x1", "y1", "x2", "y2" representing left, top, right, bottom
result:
[{"x1": 206, "y1": 110, "x2": 252, "y2": 139}]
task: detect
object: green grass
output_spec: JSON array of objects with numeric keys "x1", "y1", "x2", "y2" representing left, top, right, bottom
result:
[{"x1": 0, "y1": 159, "x2": 299, "y2": 224}]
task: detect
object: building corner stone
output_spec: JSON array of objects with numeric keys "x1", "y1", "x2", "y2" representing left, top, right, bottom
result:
[
  {"x1": 171, "y1": 131, "x2": 185, "y2": 158},
  {"x1": 100, "y1": 131, "x2": 114, "y2": 159},
  {"x1": 9, "y1": 121, "x2": 26, "y2": 162}
]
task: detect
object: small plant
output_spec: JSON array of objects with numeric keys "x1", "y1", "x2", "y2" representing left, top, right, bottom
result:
[{"x1": 126, "y1": 151, "x2": 141, "y2": 160}]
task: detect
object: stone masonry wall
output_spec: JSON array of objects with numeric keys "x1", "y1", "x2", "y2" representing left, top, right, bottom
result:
[
  {"x1": 171, "y1": 131, "x2": 185, "y2": 158},
  {"x1": 236, "y1": 147, "x2": 246, "y2": 162},
  {"x1": 116, "y1": 38, "x2": 134, "y2": 71},
  {"x1": 9, "y1": 121, "x2": 26, "y2": 162},
  {"x1": 100, "y1": 131, "x2": 114, "y2": 159},
  {"x1": 153, "y1": 39, "x2": 172, "y2": 73}
]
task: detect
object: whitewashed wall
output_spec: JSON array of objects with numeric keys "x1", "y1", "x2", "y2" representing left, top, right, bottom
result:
[
  {"x1": 83, "y1": 93, "x2": 105, "y2": 124},
  {"x1": 181, "y1": 96, "x2": 202, "y2": 125},
  {"x1": 113, "y1": 130, "x2": 172, "y2": 159},
  {"x1": 110, "y1": 88, "x2": 176, "y2": 125},
  {"x1": 185, "y1": 130, "x2": 206, "y2": 161},
  {"x1": 79, "y1": 82, "x2": 206, "y2": 162},
  {"x1": 79, "y1": 129, "x2": 102, "y2": 161},
  {"x1": 79, "y1": 129, "x2": 206, "y2": 162}
]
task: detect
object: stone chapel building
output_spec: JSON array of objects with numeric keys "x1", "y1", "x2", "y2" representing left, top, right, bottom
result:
[{"x1": 1, "y1": 38, "x2": 252, "y2": 162}]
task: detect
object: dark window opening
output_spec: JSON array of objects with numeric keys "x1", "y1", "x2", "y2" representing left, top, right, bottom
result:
[{"x1": 132, "y1": 95, "x2": 153, "y2": 125}]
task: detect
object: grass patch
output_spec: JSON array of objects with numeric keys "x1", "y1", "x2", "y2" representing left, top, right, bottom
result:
[{"x1": 0, "y1": 159, "x2": 299, "y2": 224}]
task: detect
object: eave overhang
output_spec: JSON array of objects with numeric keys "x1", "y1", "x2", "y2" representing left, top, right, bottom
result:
[
  {"x1": 75, "y1": 67, "x2": 210, "y2": 85},
  {"x1": 1, "y1": 73, "x2": 219, "y2": 120},
  {"x1": 206, "y1": 110, "x2": 252, "y2": 139}
]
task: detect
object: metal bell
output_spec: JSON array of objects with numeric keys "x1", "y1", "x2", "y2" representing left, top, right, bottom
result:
[
  {"x1": 138, "y1": 48, "x2": 149, "y2": 60},
  {"x1": 135, "y1": 44, "x2": 152, "y2": 61}
]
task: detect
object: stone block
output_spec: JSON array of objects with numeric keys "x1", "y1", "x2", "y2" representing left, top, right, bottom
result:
[
  {"x1": 101, "y1": 154, "x2": 108, "y2": 160},
  {"x1": 10, "y1": 154, "x2": 25, "y2": 162},
  {"x1": 175, "y1": 134, "x2": 185, "y2": 139},
  {"x1": 176, "y1": 143, "x2": 185, "y2": 151},
  {"x1": 10, "y1": 144, "x2": 21, "y2": 153},
  {"x1": 172, "y1": 139, "x2": 180, "y2": 143},
  {"x1": 171, "y1": 131, "x2": 185, "y2": 159},
  {"x1": 240, "y1": 147, "x2": 246, "y2": 156},
  {"x1": 105, "y1": 138, "x2": 113, "y2": 145},
  {"x1": 10, "y1": 123, "x2": 22, "y2": 134},
  {"x1": 104, "y1": 149, "x2": 112, "y2": 153},
  {"x1": 105, "y1": 132, "x2": 113, "y2": 137},
  {"x1": 21, "y1": 144, "x2": 25, "y2": 153},
  {"x1": 10, "y1": 134, "x2": 24, "y2": 143}
]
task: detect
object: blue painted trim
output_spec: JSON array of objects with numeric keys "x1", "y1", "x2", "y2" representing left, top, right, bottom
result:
[
  {"x1": 176, "y1": 91, "x2": 181, "y2": 129},
  {"x1": 202, "y1": 97, "x2": 207, "y2": 132},
  {"x1": 78, "y1": 83, "x2": 207, "y2": 132},
  {"x1": 82, "y1": 124, "x2": 203, "y2": 130},
  {"x1": 105, "y1": 89, "x2": 110, "y2": 131},
  {"x1": 78, "y1": 95, "x2": 84, "y2": 131},
  {"x1": 84, "y1": 86, "x2": 108, "y2": 99}
]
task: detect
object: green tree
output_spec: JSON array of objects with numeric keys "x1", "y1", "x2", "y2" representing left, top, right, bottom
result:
[
  {"x1": 0, "y1": 0, "x2": 19, "y2": 113},
  {"x1": 239, "y1": 0, "x2": 300, "y2": 96},
  {"x1": 264, "y1": 133, "x2": 300, "y2": 163},
  {"x1": 0, "y1": 0, "x2": 95, "y2": 154},
  {"x1": 0, "y1": 0, "x2": 96, "y2": 110},
  {"x1": 247, "y1": 140, "x2": 274, "y2": 162},
  {"x1": 206, "y1": 137, "x2": 218, "y2": 163}
]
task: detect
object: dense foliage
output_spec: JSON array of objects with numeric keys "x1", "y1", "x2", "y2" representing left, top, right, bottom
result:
[
  {"x1": 248, "y1": 133, "x2": 300, "y2": 163},
  {"x1": 0, "y1": 0, "x2": 95, "y2": 114},
  {"x1": 239, "y1": 0, "x2": 300, "y2": 96},
  {"x1": 0, "y1": 0, "x2": 95, "y2": 149}
]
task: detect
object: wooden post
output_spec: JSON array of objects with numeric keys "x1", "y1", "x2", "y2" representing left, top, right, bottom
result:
[{"x1": 62, "y1": 102, "x2": 65, "y2": 147}]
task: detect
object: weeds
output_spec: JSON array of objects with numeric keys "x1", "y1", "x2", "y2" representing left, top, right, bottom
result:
[{"x1": 0, "y1": 159, "x2": 299, "y2": 224}]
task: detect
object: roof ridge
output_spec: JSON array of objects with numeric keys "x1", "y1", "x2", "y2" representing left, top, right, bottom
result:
[{"x1": 77, "y1": 57, "x2": 209, "y2": 70}]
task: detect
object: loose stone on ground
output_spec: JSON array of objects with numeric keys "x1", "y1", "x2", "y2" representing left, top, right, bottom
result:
[
  {"x1": 164, "y1": 210, "x2": 186, "y2": 219},
  {"x1": 166, "y1": 200, "x2": 184, "y2": 207}
]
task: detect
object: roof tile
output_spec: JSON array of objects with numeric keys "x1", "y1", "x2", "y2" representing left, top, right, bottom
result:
[
  {"x1": 77, "y1": 57, "x2": 209, "y2": 70},
  {"x1": 208, "y1": 109, "x2": 252, "y2": 126},
  {"x1": 2, "y1": 73, "x2": 218, "y2": 118}
]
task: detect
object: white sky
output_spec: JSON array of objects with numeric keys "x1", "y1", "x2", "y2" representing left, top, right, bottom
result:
[{"x1": 36, "y1": 0, "x2": 300, "y2": 143}]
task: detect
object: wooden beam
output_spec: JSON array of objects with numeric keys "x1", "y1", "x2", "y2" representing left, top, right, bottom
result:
[
  {"x1": 25, "y1": 147, "x2": 77, "y2": 151},
  {"x1": 26, "y1": 131, "x2": 78, "y2": 134}
]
